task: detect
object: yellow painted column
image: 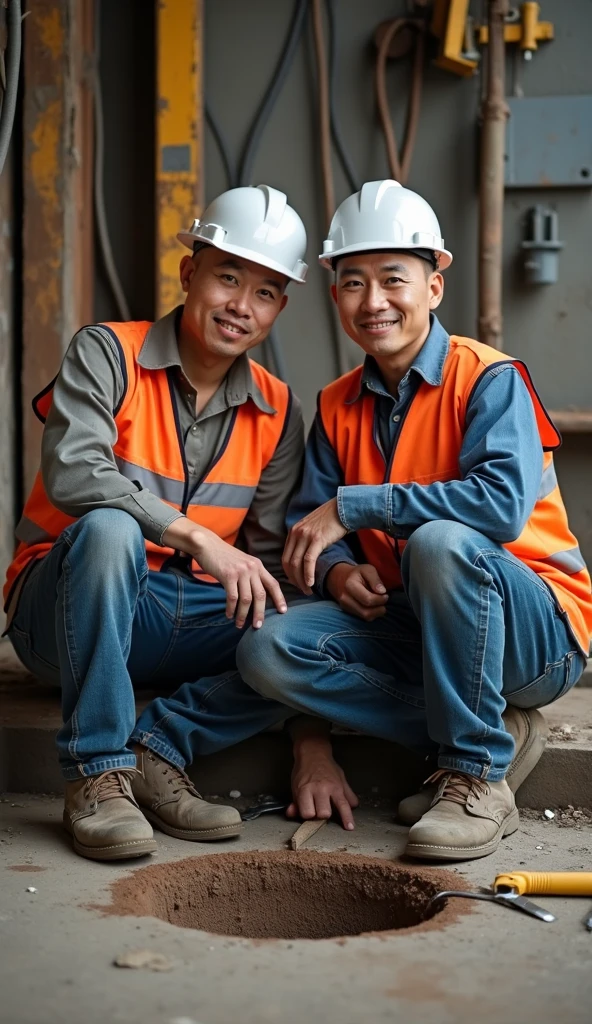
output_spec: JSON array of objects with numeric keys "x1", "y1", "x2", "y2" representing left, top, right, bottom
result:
[{"x1": 155, "y1": 0, "x2": 203, "y2": 318}]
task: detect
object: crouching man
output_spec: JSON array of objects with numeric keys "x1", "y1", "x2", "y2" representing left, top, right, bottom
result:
[
  {"x1": 4, "y1": 185, "x2": 308, "y2": 861},
  {"x1": 237, "y1": 180, "x2": 591, "y2": 861}
]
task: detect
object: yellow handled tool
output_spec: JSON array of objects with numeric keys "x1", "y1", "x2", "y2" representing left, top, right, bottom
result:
[{"x1": 494, "y1": 872, "x2": 592, "y2": 897}]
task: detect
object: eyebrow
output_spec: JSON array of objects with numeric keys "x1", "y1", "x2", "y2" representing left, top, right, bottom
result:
[
  {"x1": 216, "y1": 258, "x2": 282, "y2": 291},
  {"x1": 339, "y1": 263, "x2": 408, "y2": 277}
]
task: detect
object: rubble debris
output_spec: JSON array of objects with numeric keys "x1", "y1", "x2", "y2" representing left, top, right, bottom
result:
[
  {"x1": 113, "y1": 949, "x2": 174, "y2": 972},
  {"x1": 25, "y1": 887, "x2": 37, "y2": 894},
  {"x1": 228, "y1": 790, "x2": 241, "y2": 799},
  {"x1": 289, "y1": 818, "x2": 327, "y2": 850},
  {"x1": 544, "y1": 809, "x2": 555, "y2": 820},
  {"x1": 521, "y1": 806, "x2": 592, "y2": 829}
]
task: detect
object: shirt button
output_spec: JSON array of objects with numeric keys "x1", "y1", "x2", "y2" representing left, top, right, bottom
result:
[
  {"x1": 393, "y1": 414, "x2": 401, "y2": 422},
  {"x1": 191, "y1": 425, "x2": 198, "y2": 433}
]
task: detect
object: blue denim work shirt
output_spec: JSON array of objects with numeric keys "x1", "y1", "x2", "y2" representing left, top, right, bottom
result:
[{"x1": 288, "y1": 314, "x2": 545, "y2": 595}]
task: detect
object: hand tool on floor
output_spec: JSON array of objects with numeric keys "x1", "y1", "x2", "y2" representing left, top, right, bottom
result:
[
  {"x1": 428, "y1": 887, "x2": 555, "y2": 923},
  {"x1": 493, "y1": 871, "x2": 592, "y2": 896},
  {"x1": 241, "y1": 796, "x2": 289, "y2": 821},
  {"x1": 289, "y1": 818, "x2": 327, "y2": 850},
  {"x1": 494, "y1": 872, "x2": 592, "y2": 931}
]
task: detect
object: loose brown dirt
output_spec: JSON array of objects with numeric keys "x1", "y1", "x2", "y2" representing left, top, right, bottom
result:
[{"x1": 99, "y1": 850, "x2": 471, "y2": 941}]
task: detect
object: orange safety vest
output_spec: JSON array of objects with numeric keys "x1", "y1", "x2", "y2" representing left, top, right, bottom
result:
[
  {"x1": 319, "y1": 334, "x2": 592, "y2": 655},
  {"x1": 4, "y1": 321, "x2": 291, "y2": 606}
]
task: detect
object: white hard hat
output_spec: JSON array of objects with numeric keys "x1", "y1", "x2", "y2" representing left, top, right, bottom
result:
[
  {"x1": 319, "y1": 180, "x2": 452, "y2": 270},
  {"x1": 177, "y1": 184, "x2": 308, "y2": 283}
]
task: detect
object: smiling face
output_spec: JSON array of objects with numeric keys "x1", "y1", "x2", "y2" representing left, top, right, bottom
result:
[
  {"x1": 332, "y1": 251, "x2": 444, "y2": 375},
  {"x1": 179, "y1": 246, "x2": 288, "y2": 362}
]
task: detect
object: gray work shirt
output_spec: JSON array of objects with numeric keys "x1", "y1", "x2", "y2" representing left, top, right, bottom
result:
[{"x1": 36, "y1": 306, "x2": 304, "y2": 595}]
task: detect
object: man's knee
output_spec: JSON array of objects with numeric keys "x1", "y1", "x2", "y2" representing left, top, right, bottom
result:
[
  {"x1": 401, "y1": 520, "x2": 484, "y2": 589},
  {"x1": 66, "y1": 509, "x2": 144, "y2": 561},
  {"x1": 236, "y1": 619, "x2": 288, "y2": 701}
]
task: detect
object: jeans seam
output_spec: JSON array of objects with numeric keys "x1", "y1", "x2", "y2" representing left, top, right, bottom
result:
[
  {"x1": 469, "y1": 567, "x2": 491, "y2": 720},
  {"x1": 475, "y1": 550, "x2": 557, "y2": 607}
]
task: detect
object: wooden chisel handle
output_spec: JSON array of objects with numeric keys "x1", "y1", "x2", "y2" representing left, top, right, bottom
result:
[{"x1": 494, "y1": 872, "x2": 592, "y2": 896}]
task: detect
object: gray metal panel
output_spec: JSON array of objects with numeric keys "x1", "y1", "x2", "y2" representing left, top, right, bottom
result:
[{"x1": 505, "y1": 95, "x2": 592, "y2": 188}]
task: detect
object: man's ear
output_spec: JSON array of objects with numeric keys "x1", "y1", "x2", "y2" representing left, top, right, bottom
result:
[
  {"x1": 180, "y1": 254, "x2": 196, "y2": 293},
  {"x1": 279, "y1": 294, "x2": 288, "y2": 313},
  {"x1": 428, "y1": 272, "x2": 444, "y2": 309},
  {"x1": 330, "y1": 283, "x2": 337, "y2": 304}
]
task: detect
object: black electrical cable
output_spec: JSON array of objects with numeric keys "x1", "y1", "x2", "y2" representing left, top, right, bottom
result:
[
  {"x1": 326, "y1": 0, "x2": 359, "y2": 194},
  {"x1": 239, "y1": 0, "x2": 308, "y2": 188},
  {"x1": 206, "y1": 103, "x2": 238, "y2": 189},
  {"x1": 0, "y1": 0, "x2": 22, "y2": 177}
]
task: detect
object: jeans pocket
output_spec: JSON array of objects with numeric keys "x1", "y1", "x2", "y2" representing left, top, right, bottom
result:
[
  {"x1": 9, "y1": 625, "x2": 60, "y2": 684},
  {"x1": 507, "y1": 651, "x2": 584, "y2": 710}
]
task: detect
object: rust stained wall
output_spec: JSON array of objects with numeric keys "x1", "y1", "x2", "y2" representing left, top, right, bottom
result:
[{"x1": 22, "y1": 0, "x2": 93, "y2": 493}]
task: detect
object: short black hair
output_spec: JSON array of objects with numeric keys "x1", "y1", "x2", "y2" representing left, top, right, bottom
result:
[{"x1": 333, "y1": 248, "x2": 439, "y2": 274}]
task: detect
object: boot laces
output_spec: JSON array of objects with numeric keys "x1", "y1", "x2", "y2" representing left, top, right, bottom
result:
[
  {"x1": 425, "y1": 769, "x2": 490, "y2": 807},
  {"x1": 85, "y1": 768, "x2": 137, "y2": 804},
  {"x1": 145, "y1": 751, "x2": 201, "y2": 797}
]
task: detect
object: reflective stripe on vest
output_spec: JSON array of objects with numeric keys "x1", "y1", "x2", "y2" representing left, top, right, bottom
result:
[
  {"x1": 4, "y1": 321, "x2": 291, "y2": 605},
  {"x1": 319, "y1": 335, "x2": 592, "y2": 654}
]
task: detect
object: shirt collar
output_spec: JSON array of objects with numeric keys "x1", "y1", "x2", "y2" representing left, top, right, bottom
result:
[
  {"x1": 138, "y1": 306, "x2": 276, "y2": 414},
  {"x1": 348, "y1": 313, "x2": 450, "y2": 402}
]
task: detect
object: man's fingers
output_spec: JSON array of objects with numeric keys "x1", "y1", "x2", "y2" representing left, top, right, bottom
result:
[
  {"x1": 250, "y1": 578, "x2": 267, "y2": 630},
  {"x1": 312, "y1": 790, "x2": 332, "y2": 821},
  {"x1": 296, "y1": 786, "x2": 317, "y2": 820},
  {"x1": 234, "y1": 574, "x2": 252, "y2": 629},
  {"x1": 261, "y1": 569, "x2": 287, "y2": 615},
  {"x1": 346, "y1": 578, "x2": 388, "y2": 608},
  {"x1": 358, "y1": 563, "x2": 387, "y2": 594},
  {"x1": 286, "y1": 802, "x2": 298, "y2": 819},
  {"x1": 333, "y1": 795, "x2": 355, "y2": 831},
  {"x1": 340, "y1": 595, "x2": 387, "y2": 621},
  {"x1": 285, "y1": 535, "x2": 313, "y2": 594},
  {"x1": 303, "y1": 540, "x2": 323, "y2": 589},
  {"x1": 225, "y1": 580, "x2": 238, "y2": 620},
  {"x1": 344, "y1": 782, "x2": 360, "y2": 808}
]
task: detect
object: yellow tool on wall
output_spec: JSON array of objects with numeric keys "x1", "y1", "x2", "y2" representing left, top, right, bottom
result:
[{"x1": 431, "y1": 0, "x2": 553, "y2": 78}]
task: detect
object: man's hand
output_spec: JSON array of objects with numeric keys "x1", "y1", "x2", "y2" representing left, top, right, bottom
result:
[
  {"x1": 163, "y1": 517, "x2": 287, "y2": 629},
  {"x1": 282, "y1": 498, "x2": 347, "y2": 594},
  {"x1": 326, "y1": 563, "x2": 388, "y2": 622},
  {"x1": 288, "y1": 731, "x2": 359, "y2": 831}
]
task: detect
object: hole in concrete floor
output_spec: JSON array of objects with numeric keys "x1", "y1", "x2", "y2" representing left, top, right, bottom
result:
[{"x1": 102, "y1": 851, "x2": 469, "y2": 940}]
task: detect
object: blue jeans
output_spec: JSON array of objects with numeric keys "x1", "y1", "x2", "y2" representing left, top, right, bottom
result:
[
  {"x1": 236, "y1": 521, "x2": 586, "y2": 781},
  {"x1": 8, "y1": 509, "x2": 293, "y2": 779}
]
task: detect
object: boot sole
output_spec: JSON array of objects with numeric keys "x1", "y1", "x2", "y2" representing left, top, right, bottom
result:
[
  {"x1": 405, "y1": 807, "x2": 520, "y2": 862},
  {"x1": 63, "y1": 816, "x2": 157, "y2": 862},
  {"x1": 142, "y1": 808, "x2": 242, "y2": 842},
  {"x1": 505, "y1": 707, "x2": 548, "y2": 793}
]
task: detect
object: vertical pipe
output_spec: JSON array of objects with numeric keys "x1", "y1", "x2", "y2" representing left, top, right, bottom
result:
[{"x1": 478, "y1": 0, "x2": 509, "y2": 349}]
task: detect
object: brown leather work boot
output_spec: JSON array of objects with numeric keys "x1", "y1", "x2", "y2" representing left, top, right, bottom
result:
[
  {"x1": 63, "y1": 769, "x2": 156, "y2": 861},
  {"x1": 405, "y1": 770, "x2": 519, "y2": 861},
  {"x1": 397, "y1": 706, "x2": 548, "y2": 826},
  {"x1": 132, "y1": 745, "x2": 242, "y2": 841}
]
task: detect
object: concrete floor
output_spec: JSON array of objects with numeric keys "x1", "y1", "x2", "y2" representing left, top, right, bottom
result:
[{"x1": 1, "y1": 797, "x2": 591, "y2": 1024}]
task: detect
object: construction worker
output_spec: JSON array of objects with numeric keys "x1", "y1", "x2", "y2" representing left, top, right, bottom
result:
[
  {"x1": 236, "y1": 180, "x2": 592, "y2": 861},
  {"x1": 4, "y1": 184, "x2": 309, "y2": 862}
]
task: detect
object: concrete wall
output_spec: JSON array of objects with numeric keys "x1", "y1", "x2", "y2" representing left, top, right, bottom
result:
[{"x1": 97, "y1": 0, "x2": 592, "y2": 566}]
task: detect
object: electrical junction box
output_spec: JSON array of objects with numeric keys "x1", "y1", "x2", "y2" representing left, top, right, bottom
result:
[{"x1": 504, "y1": 95, "x2": 592, "y2": 188}]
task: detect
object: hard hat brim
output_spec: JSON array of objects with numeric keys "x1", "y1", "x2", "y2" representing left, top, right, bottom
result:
[
  {"x1": 177, "y1": 231, "x2": 307, "y2": 283},
  {"x1": 318, "y1": 241, "x2": 453, "y2": 271}
]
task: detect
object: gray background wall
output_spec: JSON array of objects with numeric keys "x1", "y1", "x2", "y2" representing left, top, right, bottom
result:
[{"x1": 95, "y1": 0, "x2": 592, "y2": 566}]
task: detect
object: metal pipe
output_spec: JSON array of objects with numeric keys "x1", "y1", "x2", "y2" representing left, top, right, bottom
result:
[{"x1": 478, "y1": 0, "x2": 509, "y2": 349}]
